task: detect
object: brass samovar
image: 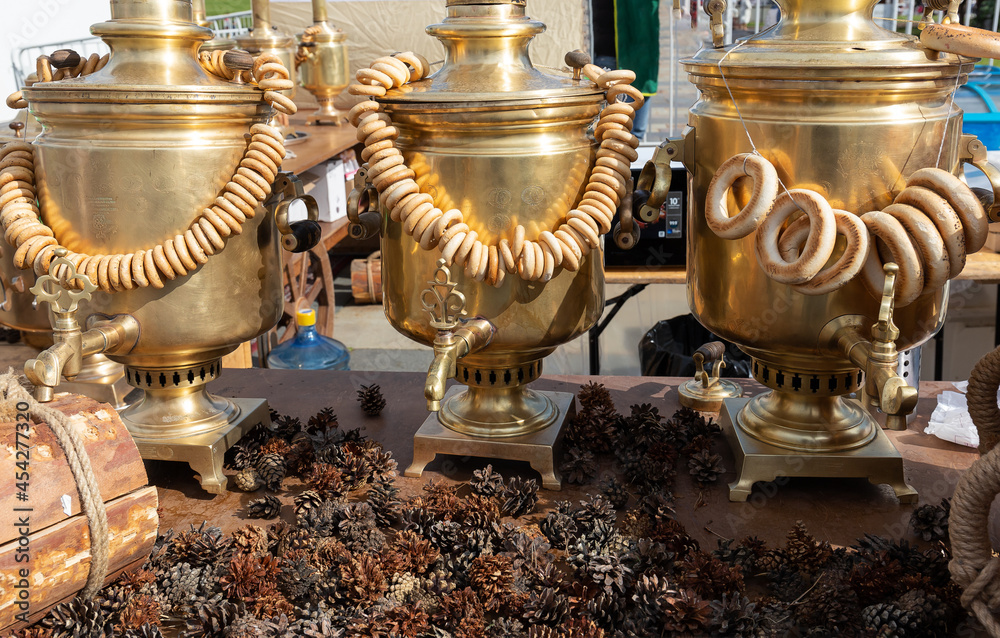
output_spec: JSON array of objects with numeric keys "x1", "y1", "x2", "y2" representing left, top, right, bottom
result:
[
  {"x1": 3, "y1": 0, "x2": 316, "y2": 493},
  {"x1": 296, "y1": 0, "x2": 350, "y2": 125},
  {"x1": 349, "y1": 0, "x2": 642, "y2": 489},
  {"x1": 643, "y1": 0, "x2": 997, "y2": 501}
]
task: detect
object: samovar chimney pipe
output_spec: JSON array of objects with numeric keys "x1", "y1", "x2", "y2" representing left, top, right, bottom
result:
[
  {"x1": 192, "y1": 0, "x2": 208, "y2": 26},
  {"x1": 110, "y1": 0, "x2": 194, "y2": 22},
  {"x1": 252, "y1": 0, "x2": 274, "y2": 32},
  {"x1": 312, "y1": 0, "x2": 329, "y2": 24}
]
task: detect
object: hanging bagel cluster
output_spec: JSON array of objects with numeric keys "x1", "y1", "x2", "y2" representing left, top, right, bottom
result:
[
  {"x1": 347, "y1": 52, "x2": 643, "y2": 285},
  {"x1": 0, "y1": 52, "x2": 295, "y2": 293},
  {"x1": 705, "y1": 152, "x2": 988, "y2": 306}
]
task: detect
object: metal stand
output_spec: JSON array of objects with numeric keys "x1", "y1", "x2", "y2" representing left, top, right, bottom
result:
[
  {"x1": 131, "y1": 397, "x2": 270, "y2": 495},
  {"x1": 722, "y1": 397, "x2": 917, "y2": 504},
  {"x1": 405, "y1": 387, "x2": 574, "y2": 490}
]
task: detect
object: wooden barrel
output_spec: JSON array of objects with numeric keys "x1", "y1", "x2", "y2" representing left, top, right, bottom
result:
[
  {"x1": 0, "y1": 393, "x2": 158, "y2": 632},
  {"x1": 351, "y1": 251, "x2": 382, "y2": 304}
]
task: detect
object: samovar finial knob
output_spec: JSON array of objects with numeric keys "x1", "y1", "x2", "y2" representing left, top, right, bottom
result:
[
  {"x1": 565, "y1": 50, "x2": 590, "y2": 81},
  {"x1": 30, "y1": 247, "x2": 95, "y2": 314},
  {"x1": 421, "y1": 258, "x2": 467, "y2": 331}
]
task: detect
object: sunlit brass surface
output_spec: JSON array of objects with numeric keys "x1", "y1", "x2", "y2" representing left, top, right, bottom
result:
[
  {"x1": 19, "y1": 0, "x2": 283, "y2": 492},
  {"x1": 405, "y1": 386, "x2": 573, "y2": 490},
  {"x1": 722, "y1": 397, "x2": 917, "y2": 503},
  {"x1": 381, "y1": 1, "x2": 604, "y2": 487},
  {"x1": 680, "y1": 0, "x2": 972, "y2": 499},
  {"x1": 193, "y1": 0, "x2": 235, "y2": 52},
  {"x1": 297, "y1": 0, "x2": 349, "y2": 125},
  {"x1": 236, "y1": 0, "x2": 297, "y2": 136}
]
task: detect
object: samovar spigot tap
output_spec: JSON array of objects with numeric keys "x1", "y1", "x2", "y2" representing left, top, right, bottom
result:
[
  {"x1": 421, "y1": 259, "x2": 495, "y2": 412},
  {"x1": 24, "y1": 249, "x2": 139, "y2": 402},
  {"x1": 822, "y1": 263, "x2": 919, "y2": 431}
]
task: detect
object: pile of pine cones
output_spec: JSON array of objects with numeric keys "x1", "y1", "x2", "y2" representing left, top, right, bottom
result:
[{"x1": 11, "y1": 384, "x2": 964, "y2": 638}]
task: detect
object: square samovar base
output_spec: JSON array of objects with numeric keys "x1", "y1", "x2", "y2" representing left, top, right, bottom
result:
[
  {"x1": 133, "y1": 397, "x2": 270, "y2": 495},
  {"x1": 404, "y1": 387, "x2": 574, "y2": 490},
  {"x1": 722, "y1": 397, "x2": 918, "y2": 504}
]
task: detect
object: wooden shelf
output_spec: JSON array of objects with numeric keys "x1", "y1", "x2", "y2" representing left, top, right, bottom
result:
[{"x1": 281, "y1": 117, "x2": 359, "y2": 176}]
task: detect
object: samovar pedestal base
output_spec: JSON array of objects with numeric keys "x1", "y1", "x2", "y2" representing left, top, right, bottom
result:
[
  {"x1": 722, "y1": 397, "x2": 917, "y2": 504},
  {"x1": 59, "y1": 375, "x2": 140, "y2": 411},
  {"x1": 306, "y1": 99, "x2": 344, "y2": 126},
  {"x1": 404, "y1": 387, "x2": 574, "y2": 490},
  {"x1": 131, "y1": 397, "x2": 270, "y2": 495}
]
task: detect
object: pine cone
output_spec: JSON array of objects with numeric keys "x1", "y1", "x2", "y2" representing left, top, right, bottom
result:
[
  {"x1": 600, "y1": 476, "x2": 630, "y2": 510},
  {"x1": 710, "y1": 594, "x2": 764, "y2": 638},
  {"x1": 468, "y1": 554, "x2": 516, "y2": 611},
  {"x1": 367, "y1": 477, "x2": 402, "y2": 527},
  {"x1": 225, "y1": 442, "x2": 260, "y2": 471},
  {"x1": 357, "y1": 383, "x2": 387, "y2": 416},
  {"x1": 305, "y1": 463, "x2": 346, "y2": 500},
  {"x1": 559, "y1": 446, "x2": 598, "y2": 485},
  {"x1": 230, "y1": 524, "x2": 268, "y2": 557},
  {"x1": 233, "y1": 467, "x2": 262, "y2": 492},
  {"x1": 470, "y1": 464, "x2": 505, "y2": 498},
  {"x1": 181, "y1": 600, "x2": 244, "y2": 638},
  {"x1": 660, "y1": 589, "x2": 712, "y2": 634},
  {"x1": 687, "y1": 449, "x2": 725, "y2": 485},
  {"x1": 909, "y1": 498, "x2": 950, "y2": 542},
  {"x1": 246, "y1": 495, "x2": 282, "y2": 519},
  {"x1": 784, "y1": 521, "x2": 832, "y2": 574},
  {"x1": 568, "y1": 403, "x2": 619, "y2": 454},
  {"x1": 123, "y1": 625, "x2": 165, "y2": 638},
  {"x1": 307, "y1": 406, "x2": 338, "y2": 432},
  {"x1": 578, "y1": 381, "x2": 614, "y2": 412},
  {"x1": 254, "y1": 453, "x2": 287, "y2": 491},
  {"x1": 43, "y1": 599, "x2": 110, "y2": 638},
  {"x1": 862, "y1": 601, "x2": 923, "y2": 637},
  {"x1": 539, "y1": 511, "x2": 578, "y2": 550},
  {"x1": 523, "y1": 587, "x2": 571, "y2": 625},
  {"x1": 293, "y1": 489, "x2": 324, "y2": 523},
  {"x1": 388, "y1": 572, "x2": 421, "y2": 603},
  {"x1": 501, "y1": 476, "x2": 539, "y2": 518}
]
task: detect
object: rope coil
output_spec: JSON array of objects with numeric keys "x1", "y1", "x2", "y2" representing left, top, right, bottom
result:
[
  {"x1": 0, "y1": 52, "x2": 295, "y2": 293},
  {"x1": 347, "y1": 52, "x2": 641, "y2": 285}
]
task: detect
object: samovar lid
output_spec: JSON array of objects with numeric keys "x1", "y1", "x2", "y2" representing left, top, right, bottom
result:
[
  {"x1": 684, "y1": 0, "x2": 974, "y2": 83},
  {"x1": 23, "y1": 0, "x2": 263, "y2": 105},
  {"x1": 380, "y1": 0, "x2": 600, "y2": 104}
]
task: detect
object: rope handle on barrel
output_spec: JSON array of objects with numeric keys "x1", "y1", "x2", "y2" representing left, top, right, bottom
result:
[
  {"x1": 949, "y1": 346, "x2": 1000, "y2": 637},
  {"x1": 0, "y1": 50, "x2": 295, "y2": 294},
  {"x1": 0, "y1": 371, "x2": 109, "y2": 600},
  {"x1": 346, "y1": 52, "x2": 643, "y2": 286},
  {"x1": 704, "y1": 152, "x2": 988, "y2": 306}
]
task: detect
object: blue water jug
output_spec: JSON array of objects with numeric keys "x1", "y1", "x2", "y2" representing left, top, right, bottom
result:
[{"x1": 267, "y1": 308, "x2": 350, "y2": 370}]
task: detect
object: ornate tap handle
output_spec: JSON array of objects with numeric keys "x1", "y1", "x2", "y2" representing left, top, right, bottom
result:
[
  {"x1": 706, "y1": 0, "x2": 728, "y2": 48},
  {"x1": 347, "y1": 167, "x2": 382, "y2": 241},
  {"x1": 693, "y1": 341, "x2": 727, "y2": 389},
  {"x1": 872, "y1": 262, "x2": 901, "y2": 346},
  {"x1": 421, "y1": 258, "x2": 467, "y2": 331},
  {"x1": 30, "y1": 248, "x2": 96, "y2": 314}
]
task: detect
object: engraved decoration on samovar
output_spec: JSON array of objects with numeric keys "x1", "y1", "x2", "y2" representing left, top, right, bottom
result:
[
  {"x1": 346, "y1": 0, "x2": 644, "y2": 489},
  {"x1": 1, "y1": 0, "x2": 320, "y2": 494},
  {"x1": 640, "y1": 0, "x2": 1000, "y2": 502}
]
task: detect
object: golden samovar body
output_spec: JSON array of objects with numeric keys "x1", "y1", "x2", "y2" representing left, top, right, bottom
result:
[
  {"x1": 680, "y1": 0, "x2": 974, "y2": 500},
  {"x1": 17, "y1": 0, "x2": 284, "y2": 492},
  {"x1": 374, "y1": 0, "x2": 606, "y2": 487}
]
